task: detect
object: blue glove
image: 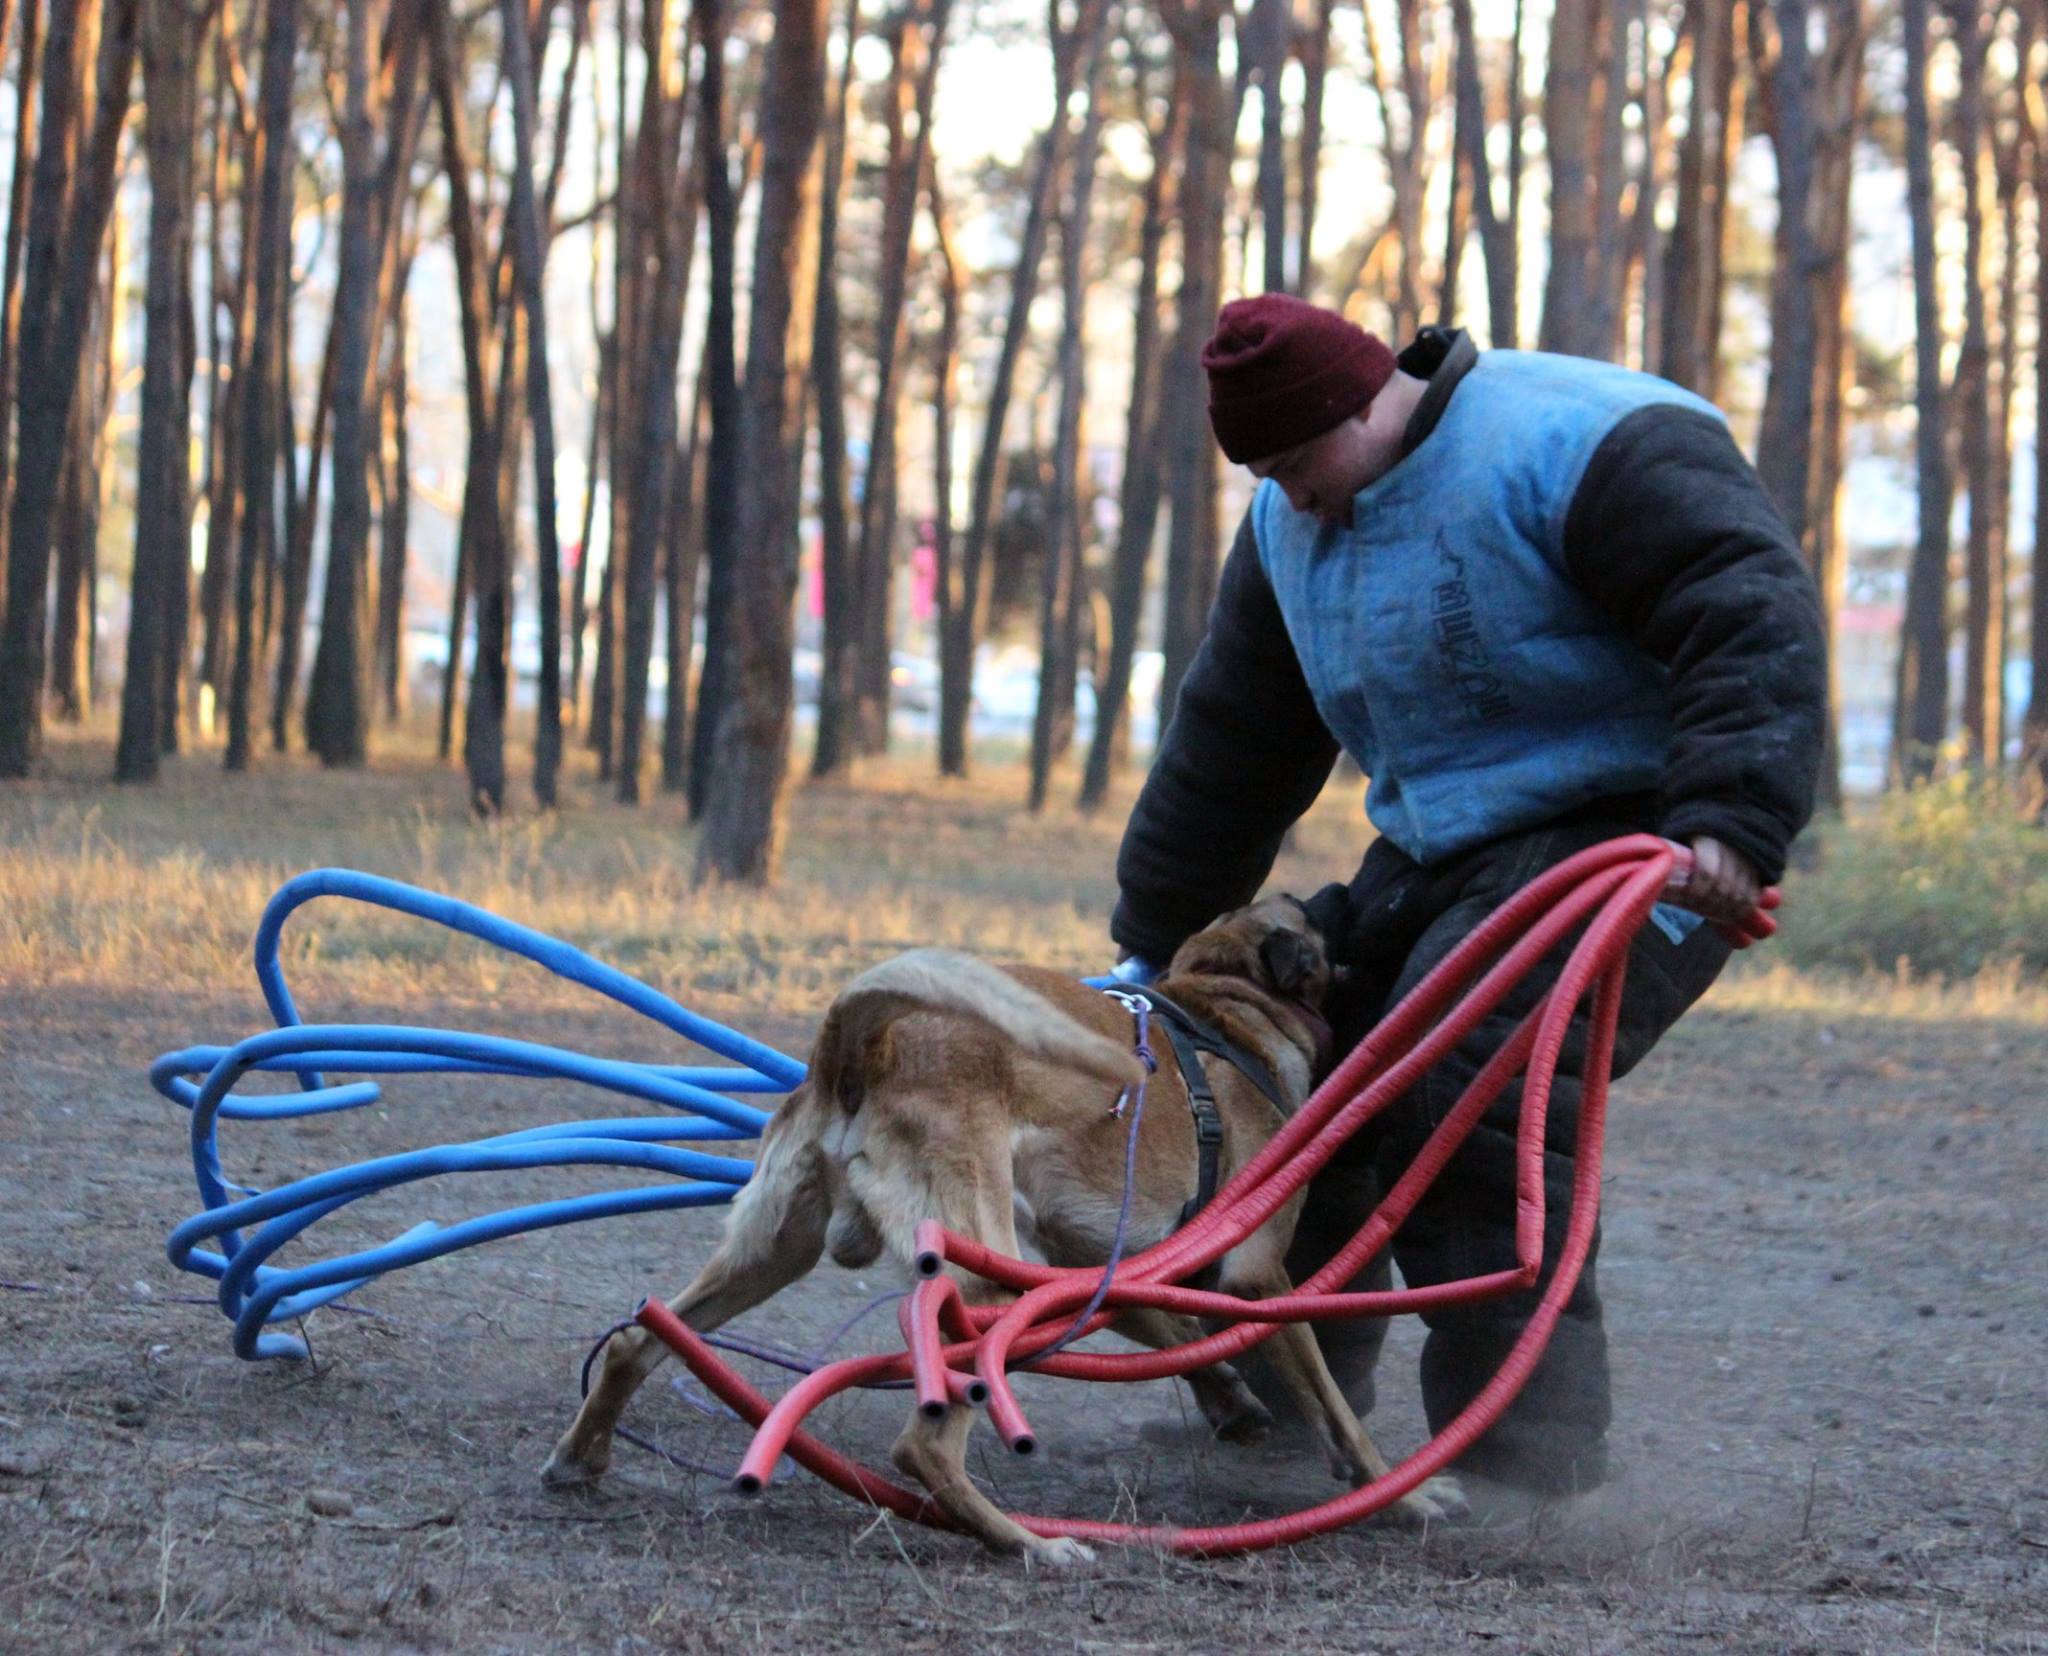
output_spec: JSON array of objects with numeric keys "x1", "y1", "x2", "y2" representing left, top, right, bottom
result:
[{"x1": 1080, "y1": 955, "x2": 1160, "y2": 991}]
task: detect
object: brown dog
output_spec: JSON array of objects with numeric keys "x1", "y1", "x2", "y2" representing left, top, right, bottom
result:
[{"x1": 542, "y1": 896, "x2": 1461, "y2": 1564}]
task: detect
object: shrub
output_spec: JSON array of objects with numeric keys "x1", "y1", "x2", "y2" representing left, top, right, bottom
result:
[{"x1": 1776, "y1": 779, "x2": 2048, "y2": 980}]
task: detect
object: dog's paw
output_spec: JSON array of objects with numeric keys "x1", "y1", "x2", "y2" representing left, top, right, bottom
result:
[
  {"x1": 1025, "y1": 1536, "x2": 1097, "y2": 1570},
  {"x1": 1387, "y1": 1473, "x2": 1467, "y2": 1526},
  {"x1": 539, "y1": 1440, "x2": 609, "y2": 1489},
  {"x1": 1211, "y1": 1396, "x2": 1274, "y2": 1445}
]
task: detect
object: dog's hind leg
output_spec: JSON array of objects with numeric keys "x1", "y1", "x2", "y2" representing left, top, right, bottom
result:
[
  {"x1": 842, "y1": 1095, "x2": 1024, "y2": 1307},
  {"x1": 541, "y1": 1093, "x2": 832, "y2": 1488},
  {"x1": 855, "y1": 1090, "x2": 1093, "y2": 1564}
]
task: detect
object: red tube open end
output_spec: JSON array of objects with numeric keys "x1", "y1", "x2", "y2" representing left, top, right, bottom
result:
[
  {"x1": 913, "y1": 1220, "x2": 946, "y2": 1276},
  {"x1": 732, "y1": 1472, "x2": 763, "y2": 1497}
]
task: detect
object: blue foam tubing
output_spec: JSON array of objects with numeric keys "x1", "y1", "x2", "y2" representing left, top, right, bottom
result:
[
  {"x1": 158, "y1": 869, "x2": 804, "y2": 1360},
  {"x1": 175, "y1": 1139, "x2": 755, "y2": 1360},
  {"x1": 154, "y1": 1036, "x2": 780, "y2": 1126},
  {"x1": 164, "y1": 1023, "x2": 782, "y2": 1353},
  {"x1": 172, "y1": 1023, "x2": 777, "y2": 1218},
  {"x1": 249, "y1": 869, "x2": 806, "y2": 1092}
]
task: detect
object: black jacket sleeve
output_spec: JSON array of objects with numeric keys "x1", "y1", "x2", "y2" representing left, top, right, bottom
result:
[
  {"x1": 1562, "y1": 406, "x2": 1829, "y2": 884},
  {"x1": 1111, "y1": 513, "x2": 1340, "y2": 962}
]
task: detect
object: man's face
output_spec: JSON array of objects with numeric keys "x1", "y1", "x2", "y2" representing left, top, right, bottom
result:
[{"x1": 1246, "y1": 387, "x2": 1412, "y2": 527}]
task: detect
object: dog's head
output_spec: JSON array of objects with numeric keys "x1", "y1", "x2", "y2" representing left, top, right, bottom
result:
[{"x1": 1166, "y1": 895, "x2": 1332, "y2": 1009}]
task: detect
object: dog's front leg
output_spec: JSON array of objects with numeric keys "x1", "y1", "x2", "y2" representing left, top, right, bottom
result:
[
  {"x1": 889, "y1": 1402, "x2": 1094, "y2": 1568},
  {"x1": 1231, "y1": 1265, "x2": 1466, "y2": 1526},
  {"x1": 1113, "y1": 1307, "x2": 1275, "y2": 1444}
]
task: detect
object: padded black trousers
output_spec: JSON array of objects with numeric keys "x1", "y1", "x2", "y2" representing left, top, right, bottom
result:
[{"x1": 1260, "y1": 811, "x2": 1731, "y2": 1494}]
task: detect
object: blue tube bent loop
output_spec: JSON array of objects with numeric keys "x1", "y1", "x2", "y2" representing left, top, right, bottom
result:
[{"x1": 156, "y1": 868, "x2": 804, "y2": 1360}]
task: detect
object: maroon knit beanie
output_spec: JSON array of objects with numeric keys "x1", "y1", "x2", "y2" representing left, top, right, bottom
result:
[{"x1": 1201, "y1": 295, "x2": 1397, "y2": 465}]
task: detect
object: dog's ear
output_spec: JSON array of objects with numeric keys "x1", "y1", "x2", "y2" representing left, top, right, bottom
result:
[{"x1": 1258, "y1": 928, "x2": 1316, "y2": 996}]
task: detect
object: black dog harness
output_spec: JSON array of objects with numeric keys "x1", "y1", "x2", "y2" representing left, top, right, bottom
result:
[{"x1": 1110, "y1": 984, "x2": 1290, "y2": 1230}]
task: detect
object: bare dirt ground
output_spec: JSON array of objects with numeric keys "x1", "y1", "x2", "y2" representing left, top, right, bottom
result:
[{"x1": 4, "y1": 737, "x2": 2047, "y2": 1653}]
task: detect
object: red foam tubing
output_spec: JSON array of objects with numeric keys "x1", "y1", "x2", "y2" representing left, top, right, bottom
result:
[
  {"x1": 664, "y1": 848, "x2": 1660, "y2": 1520},
  {"x1": 639, "y1": 977, "x2": 1627, "y2": 1549},
  {"x1": 637, "y1": 845, "x2": 1761, "y2": 1554},
  {"x1": 966, "y1": 863, "x2": 1633, "y2": 1431},
  {"x1": 644, "y1": 938, "x2": 1636, "y2": 1553}
]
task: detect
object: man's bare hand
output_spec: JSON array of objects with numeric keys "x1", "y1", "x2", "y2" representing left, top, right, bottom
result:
[{"x1": 1670, "y1": 835, "x2": 1763, "y2": 925}]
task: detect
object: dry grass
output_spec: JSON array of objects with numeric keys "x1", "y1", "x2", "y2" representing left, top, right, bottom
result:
[
  {"x1": 1714, "y1": 955, "x2": 2048, "y2": 1024},
  {"x1": 0, "y1": 724, "x2": 1363, "y2": 1024},
  {"x1": 4, "y1": 721, "x2": 2040, "y2": 1033}
]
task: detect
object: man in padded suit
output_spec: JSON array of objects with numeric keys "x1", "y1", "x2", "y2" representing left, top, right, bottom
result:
[{"x1": 1109, "y1": 295, "x2": 1827, "y2": 1506}]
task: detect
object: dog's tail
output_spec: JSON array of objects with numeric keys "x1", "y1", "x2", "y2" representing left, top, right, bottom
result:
[{"x1": 812, "y1": 949, "x2": 1144, "y2": 1106}]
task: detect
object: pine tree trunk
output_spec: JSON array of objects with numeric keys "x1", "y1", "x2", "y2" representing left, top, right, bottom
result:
[
  {"x1": 693, "y1": 0, "x2": 830, "y2": 884},
  {"x1": 1247, "y1": 0, "x2": 1285, "y2": 291},
  {"x1": 1538, "y1": 0, "x2": 1598, "y2": 354},
  {"x1": 272, "y1": 306, "x2": 335, "y2": 751},
  {"x1": 687, "y1": 0, "x2": 742, "y2": 817},
  {"x1": 616, "y1": 0, "x2": 692, "y2": 806},
  {"x1": 374, "y1": 234, "x2": 415, "y2": 721},
  {"x1": 568, "y1": 328, "x2": 607, "y2": 719},
  {"x1": 1754, "y1": 0, "x2": 1818, "y2": 546},
  {"x1": 1952, "y1": 0, "x2": 1998, "y2": 770},
  {"x1": 0, "y1": 0, "x2": 45, "y2": 612},
  {"x1": 1985, "y1": 8, "x2": 2025, "y2": 780},
  {"x1": 1892, "y1": 0, "x2": 1951, "y2": 782},
  {"x1": 225, "y1": 0, "x2": 295, "y2": 772},
  {"x1": 51, "y1": 227, "x2": 114, "y2": 727},
  {"x1": 1156, "y1": 0, "x2": 1226, "y2": 729},
  {"x1": 0, "y1": 0, "x2": 139, "y2": 777},
  {"x1": 49, "y1": 318, "x2": 100, "y2": 723},
  {"x1": 2025, "y1": 26, "x2": 2048, "y2": 812},
  {"x1": 199, "y1": 39, "x2": 254, "y2": 711},
  {"x1": 1029, "y1": 18, "x2": 1110, "y2": 811},
  {"x1": 1081, "y1": 71, "x2": 1177, "y2": 810},
  {"x1": 810, "y1": 0, "x2": 862, "y2": 778},
  {"x1": 1624, "y1": 11, "x2": 1672, "y2": 370},
  {"x1": 1505, "y1": 0, "x2": 1526, "y2": 344},
  {"x1": 118, "y1": 0, "x2": 198, "y2": 779},
  {"x1": 2028, "y1": 137, "x2": 2048, "y2": 811},
  {"x1": 927, "y1": 161, "x2": 963, "y2": 778},
  {"x1": 1802, "y1": 0, "x2": 1862, "y2": 812},
  {"x1": 427, "y1": 0, "x2": 508, "y2": 810},
  {"x1": 596, "y1": 0, "x2": 635, "y2": 781},
  {"x1": 502, "y1": 0, "x2": 568, "y2": 805},
  {"x1": 850, "y1": 0, "x2": 948, "y2": 758},
  {"x1": 1451, "y1": 0, "x2": 1513, "y2": 344},
  {"x1": 661, "y1": 415, "x2": 698, "y2": 792},
  {"x1": 1589, "y1": 0, "x2": 1636, "y2": 355},
  {"x1": 1294, "y1": 0, "x2": 1332, "y2": 299},
  {"x1": 1660, "y1": 0, "x2": 1742, "y2": 394},
  {"x1": 936, "y1": 0, "x2": 1105, "y2": 776},
  {"x1": 305, "y1": 0, "x2": 394, "y2": 767}
]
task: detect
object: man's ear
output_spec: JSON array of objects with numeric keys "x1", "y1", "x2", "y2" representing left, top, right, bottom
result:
[{"x1": 1259, "y1": 929, "x2": 1315, "y2": 996}]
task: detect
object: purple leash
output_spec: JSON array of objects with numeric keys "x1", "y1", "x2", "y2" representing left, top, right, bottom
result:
[{"x1": 1019, "y1": 992, "x2": 1155, "y2": 1366}]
